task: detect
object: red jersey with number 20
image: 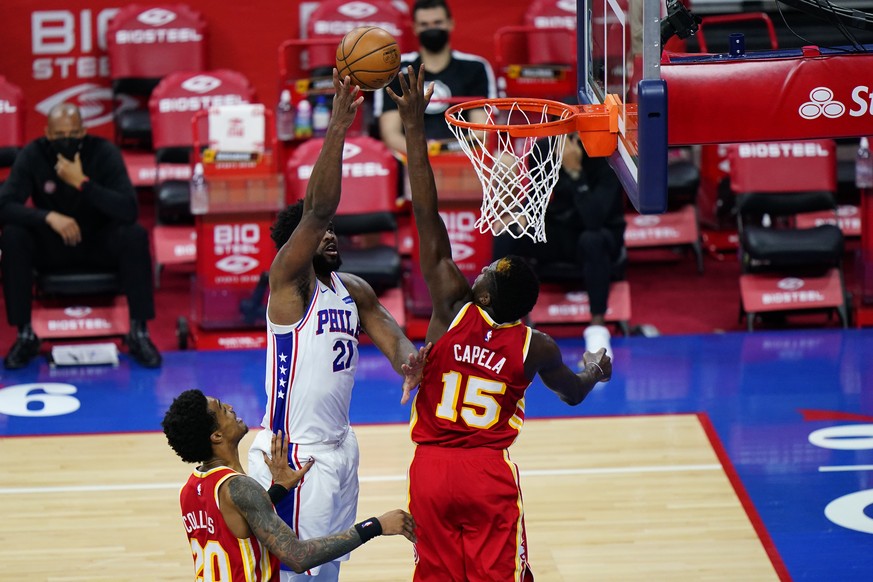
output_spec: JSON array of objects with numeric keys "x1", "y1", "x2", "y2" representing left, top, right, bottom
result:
[
  {"x1": 411, "y1": 303, "x2": 533, "y2": 449},
  {"x1": 179, "y1": 466, "x2": 279, "y2": 582}
]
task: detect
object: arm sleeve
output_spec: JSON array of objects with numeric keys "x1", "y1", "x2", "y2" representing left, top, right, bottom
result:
[
  {"x1": 0, "y1": 146, "x2": 50, "y2": 227},
  {"x1": 81, "y1": 141, "x2": 138, "y2": 224}
]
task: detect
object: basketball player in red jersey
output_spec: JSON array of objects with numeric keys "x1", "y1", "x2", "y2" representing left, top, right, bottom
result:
[
  {"x1": 163, "y1": 389, "x2": 416, "y2": 581},
  {"x1": 387, "y1": 66, "x2": 612, "y2": 581}
]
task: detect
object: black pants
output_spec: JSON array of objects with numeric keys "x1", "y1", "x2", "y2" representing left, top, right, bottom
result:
[
  {"x1": 494, "y1": 226, "x2": 621, "y2": 316},
  {"x1": 0, "y1": 222, "x2": 155, "y2": 327}
]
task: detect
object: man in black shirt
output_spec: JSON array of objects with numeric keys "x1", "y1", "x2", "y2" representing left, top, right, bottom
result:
[
  {"x1": 374, "y1": 0, "x2": 496, "y2": 154},
  {"x1": 0, "y1": 103, "x2": 161, "y2": 369}
]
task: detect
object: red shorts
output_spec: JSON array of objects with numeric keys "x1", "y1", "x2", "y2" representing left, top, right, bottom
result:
[{"x1": 409, "y1": 445, "x2": 534, "y2": 582}]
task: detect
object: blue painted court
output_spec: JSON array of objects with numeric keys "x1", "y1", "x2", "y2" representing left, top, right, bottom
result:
[{"x1": 1, "y1": 329, "x2": 871, "y2": 580}]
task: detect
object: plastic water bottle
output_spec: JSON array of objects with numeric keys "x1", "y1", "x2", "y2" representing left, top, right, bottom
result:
[
  {"x1": 313, "y1": 96, "x2": 330, "y2": 138},
  {"x1": 294, "y1": 98, "x2": 313, "y2": 139},
  {"x1": 857, "y1": 137, "x2": 873, "y2": 189},
  {"x1": 190, "y1": 162, "x2": 209, "y2": 214},
  {"x1": 276, "y1": 89, "x2": 295, "y2": 141}
]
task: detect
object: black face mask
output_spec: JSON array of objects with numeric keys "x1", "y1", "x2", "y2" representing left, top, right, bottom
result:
[
  {"x1": 50, "y1": 137, "x2": 83, "y2": 162},
  {"x1": 418, "y1": 28, "x2": 449, "y2": 53}
]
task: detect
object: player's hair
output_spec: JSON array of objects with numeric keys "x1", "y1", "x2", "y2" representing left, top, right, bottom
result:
[
  {"x1": 413, "y1": 0, "x2": 452, "y2": 19},
  {"x1": 162, "y1": 389, "x2": 218, "y2": 464},
  {"x1": 271, "y1": 200, "x2": 305, "y2": 250},
  {"x1": 489, "y1": 255, "x2": 539, "y2": 323}
]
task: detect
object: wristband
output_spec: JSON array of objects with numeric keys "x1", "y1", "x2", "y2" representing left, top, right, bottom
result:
[
  {"x1": 77, "y1": 177, "x2": 89, "y2": 191},
  {"x1": 354, "y1": 517, "x2": 383, "y2": 543},
  {"x1": 586, "y1": 361, "x2": 604, "y2": 380},
  {"x1": 267, "y1": 483, "x2": 289, "y2": 505}
]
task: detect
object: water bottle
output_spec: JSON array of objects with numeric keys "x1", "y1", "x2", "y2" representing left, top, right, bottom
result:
[
  {"x1": 190, "y1": 162, "x2": 209, "y2": 214},
  {"x1": 276, "y1": 89, "x2": 295, "y2": 141},
  {"x1": 857, "y1": 136, "x2": 873, "y2": 189},
  {"x1": 294, "y1": 98, "x2": 313, "y2": 139},
  {"x1": 313, "y1": 95, "x2": 331, "y2": 138}
]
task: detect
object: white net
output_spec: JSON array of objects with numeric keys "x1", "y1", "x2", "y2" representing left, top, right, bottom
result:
[{"x1": 446, "y1": 100, "x2": 571, "y2": 242}]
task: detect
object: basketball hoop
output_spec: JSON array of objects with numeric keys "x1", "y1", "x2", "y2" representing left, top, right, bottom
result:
[{"x1": 445, "y1": 97, "x2": 618, "y2": 242}]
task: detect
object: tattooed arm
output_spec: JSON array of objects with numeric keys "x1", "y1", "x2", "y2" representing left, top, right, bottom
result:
[{"x1": 223, "y1": 475, "x2": 416, "y2": 573}]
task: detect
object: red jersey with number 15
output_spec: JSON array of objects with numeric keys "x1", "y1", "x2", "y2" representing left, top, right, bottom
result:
[
  {"x1": 411, "y1": 303, "x2": 533, "y2": 449},
  {"x1": 179, "y1": 466, "x2": 280, "y2": 582}
]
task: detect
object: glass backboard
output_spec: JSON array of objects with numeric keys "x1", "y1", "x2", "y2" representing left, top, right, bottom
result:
[{"x1": 578, "y1": 0, "x2": 668, "y2": 213}]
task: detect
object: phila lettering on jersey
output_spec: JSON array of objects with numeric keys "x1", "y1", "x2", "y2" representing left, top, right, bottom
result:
[
  {"x1": 262, "y1": 272, "x2": 361, "y2": 445},
  {"x1": 411, "y1": 303, "x2": 533, "y2": 449},
  {"x1": 179, "y1": 467, "x2": 279, "y2": 581}
]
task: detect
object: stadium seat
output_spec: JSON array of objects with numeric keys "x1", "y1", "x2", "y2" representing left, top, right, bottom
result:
[
  {"x1": 31, "y1": 269, "x2": 131, "y2": 342},
  {"x1": 148, "y1": 70, "x2": 256, "y2": 224},
  {"x1": 304, "y1": 0, "x2": 411, "y2": 71},
  {"x1": 494, "y1": 0, "x2": 577, "y2": 100},
  {"x1": 148, "y1": 70, "x2": 256, "y2": 284},
  {"x1": 278, "y1": 0, "x2": 411, "y2": 139},
  {"x1": 730, "y1": 140, "x2": 850, "y2": 330},
  {"x1": 107, "y1": 4, "x2": 207, "y2": 149}
]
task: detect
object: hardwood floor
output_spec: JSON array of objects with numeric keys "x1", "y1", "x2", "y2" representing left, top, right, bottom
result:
[{"x1": 0, "y1": 416, "x2": 778, "y2": 581}]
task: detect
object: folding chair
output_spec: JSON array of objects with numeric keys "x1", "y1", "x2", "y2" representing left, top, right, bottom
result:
[
  {"x1": 107, "y1": 4, "x2": 207, "y2": 149},
  {"x1": 730, "y1": 140, "x2": 851, "y2": 330}
]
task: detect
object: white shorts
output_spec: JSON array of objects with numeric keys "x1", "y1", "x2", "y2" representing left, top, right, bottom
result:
[{"x1": 248, "y1": 427, "x2": 360, "y2": 580}]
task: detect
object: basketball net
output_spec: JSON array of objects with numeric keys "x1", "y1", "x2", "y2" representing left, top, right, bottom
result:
[{"x1": 446, "y1": 100, "x2": 571, "y2": 242}]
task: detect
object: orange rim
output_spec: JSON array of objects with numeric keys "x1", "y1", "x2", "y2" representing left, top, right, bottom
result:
[{"x1": 444, "y1": 97, "x2": 581, "y2": 138}]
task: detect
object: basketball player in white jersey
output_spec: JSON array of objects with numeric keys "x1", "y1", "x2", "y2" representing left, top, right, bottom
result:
[{"x1": 247, "y1": 70, "x2": 427, "y2": 582}]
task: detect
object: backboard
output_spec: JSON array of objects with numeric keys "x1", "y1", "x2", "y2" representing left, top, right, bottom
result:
[{"x1": 578, "y1": 0, "x2": 668, "y2": 213}]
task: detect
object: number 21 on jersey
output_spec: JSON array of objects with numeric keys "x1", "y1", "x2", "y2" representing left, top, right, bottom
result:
[{"x1": 435, "y1": 371, "x2": 507, "y2": 429}]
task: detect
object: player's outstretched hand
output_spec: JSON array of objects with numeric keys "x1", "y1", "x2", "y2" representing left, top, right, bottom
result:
[
  {"x1": 331, "y1": 68, "x2": 365, "y2": 129},
  {"x1": 377, "y1": 509, "x2": 417, "y2": 543},
  {"x1": 401, "y1": 342, "x2": 432, "y2": 405},
  {"x1": 580, "y1": 348, "x2": 612, "y2": 382},
  {"x1": 385, "y1": 64, "x2": 434, "y2": 125},
  {"x1": 264, "y1": 430, "x2": 315, "y2": 491}
]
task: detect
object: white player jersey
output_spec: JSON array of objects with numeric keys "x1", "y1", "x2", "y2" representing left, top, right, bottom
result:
[{"x1": 261, "y1": 272, "x2": 361, "y2": 445}]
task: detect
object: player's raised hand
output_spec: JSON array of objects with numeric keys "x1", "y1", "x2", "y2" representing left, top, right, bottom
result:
[
  {"x1": 376, "y1": 509, "x2": 417, "y2": 542},
  {"x1": 264, "y1": 430, "x2": 315, "y2": 491},
  {"x1": 331, "y1": 68, "x2": 365, "y2": 128},
  {"x1": 386, "y1": 64, "x2": 434, "y2": 125},
  {"x1": 400, "y1": 342, "x2": 432, "y2": 405}
]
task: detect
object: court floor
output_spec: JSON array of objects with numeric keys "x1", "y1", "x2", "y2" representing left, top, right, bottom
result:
[{"x1": 0, "y1": 328, "x2": 871, "y2": 580}]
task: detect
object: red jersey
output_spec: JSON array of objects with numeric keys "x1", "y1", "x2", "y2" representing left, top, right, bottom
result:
[
  {"x1": 411, "y1": 303, "x2": 532, "y2": 449},
  {"x1": 179, "y1": 466, "x2": 280, "y2": 582}
]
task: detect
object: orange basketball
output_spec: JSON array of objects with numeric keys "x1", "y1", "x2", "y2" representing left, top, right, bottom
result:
[{"x1": 335, "y1": 26, "x2": 401, "y2": 91}]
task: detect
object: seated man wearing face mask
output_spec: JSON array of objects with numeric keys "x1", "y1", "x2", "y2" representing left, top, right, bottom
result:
[
  {"x1": 0, "y1": 102, "x2": 161, "y2": 369},
  {"x1": 375, "y1": 0, "x2": 496, "y2": 155}
]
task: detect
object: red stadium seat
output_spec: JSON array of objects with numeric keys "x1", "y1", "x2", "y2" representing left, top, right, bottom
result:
[
  {"x1": 304, "y1": 0, "x2": 412, "y2": 70},
  {"x1": 107, "y1": 4, "x2": 207, "y2": 149},
  {"x1": 148, "y1": 70, "x2": 257, "y2": 284},
  {"x1": 149, "y1": 70, "x2": 256, "y2": 223},
  {"x1": 493, "y1": 0, "x2": 578, "y2": 100},
  {"x1": 729, "y1": 140, "x2": 850, "y2": 330}
]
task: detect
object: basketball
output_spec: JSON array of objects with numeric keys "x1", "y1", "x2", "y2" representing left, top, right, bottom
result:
[{"x1": 335, "y1": 26, "x2": 401, "y2": 91}]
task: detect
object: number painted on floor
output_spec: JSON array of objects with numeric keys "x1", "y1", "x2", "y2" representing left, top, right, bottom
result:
[{"x1": 0, "y1": 383, "x2": 79, "y2": 417}]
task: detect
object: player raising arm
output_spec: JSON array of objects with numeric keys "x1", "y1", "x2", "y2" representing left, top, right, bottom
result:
[{"x1": 387, "y1": 65, "x2": 611, "y2": 581}]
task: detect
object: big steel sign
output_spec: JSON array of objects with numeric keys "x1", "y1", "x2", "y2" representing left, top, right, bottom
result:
[{"x1": 29, "y1": 7, "x2": 121, "y2": 138}]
